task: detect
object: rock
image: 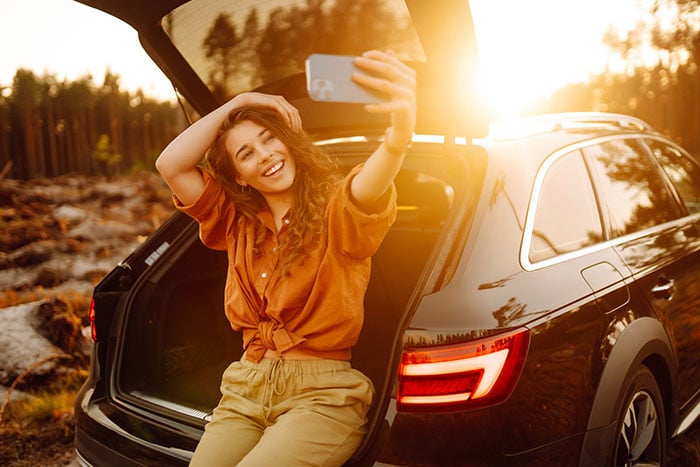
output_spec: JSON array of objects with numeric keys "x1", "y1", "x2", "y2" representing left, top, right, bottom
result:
[
  {"x1": 52, "y1": 279, "x2": 96, "y2": 297},
  {"x1": 34, "y1": 266, "x2": 71, "y2": 288},
  {"x1": 0, "y1": 216, "x2": 56, "y2": 251},
  {"x1": 0, "y1": 267, "x2": 35, "y2": 290},
  {"x1": 0, "y1": 301, "x2": 64, "y2": 386},
  {"x1": 35, "y1": 298, "x2": 86, "y2": 356},
  {"x1": 70, "y1": 257, "x2": 113, "y2": 283},
  {"x1": 0, "y1": 240, "x2": 55, "y2": 269},
  {"x1": 0, "y1": 172, "x2": 175, "y2": 387},
  {"x1": 66, "y1": 216, "x2": 138, "y2": 242},
  {"x1": 51, "y1": 205, "x2": 89, "y2": 227}
]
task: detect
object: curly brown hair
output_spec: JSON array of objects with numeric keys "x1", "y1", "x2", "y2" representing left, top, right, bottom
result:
[{"x1": 205, "y1": 106, "x2": 342, "y2": 273}]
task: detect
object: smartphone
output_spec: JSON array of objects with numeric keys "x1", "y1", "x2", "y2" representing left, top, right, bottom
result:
[{"x1": 305, "y1": 53, "x2": 386, "y2": 104}]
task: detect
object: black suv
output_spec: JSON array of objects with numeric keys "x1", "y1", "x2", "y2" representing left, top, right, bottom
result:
[{"x1": 73, "y1": 1, "x2": 700, "y2": 466}]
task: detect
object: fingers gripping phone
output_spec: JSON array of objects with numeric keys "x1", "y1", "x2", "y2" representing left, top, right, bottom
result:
[{"x1": 305, "y1": 54, "x2": 386, "y2": 104}]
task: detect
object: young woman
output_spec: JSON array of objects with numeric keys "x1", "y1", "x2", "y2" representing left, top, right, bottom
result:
[{"x1": 156, "y1": 50, "x2": 416, "y2": 466}]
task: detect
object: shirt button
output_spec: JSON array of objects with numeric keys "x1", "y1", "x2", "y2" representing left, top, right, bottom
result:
[
  {"x1": 261, "y1": 272, "x2": 268, "y2": 279},
  {"x1": 272, "y1": 247, "x2": 278, "y2": 253},
  {"x1": 284, "y1": 219, "x2": 290, "y2": 225}
]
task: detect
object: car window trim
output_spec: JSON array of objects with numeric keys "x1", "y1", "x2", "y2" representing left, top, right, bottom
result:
[
  {"x1": 520, "y1": 133, "x2": 696, "y2": 272},
  {"x1": 640, "y1": 135, "x2": 700, "y2": 217}
]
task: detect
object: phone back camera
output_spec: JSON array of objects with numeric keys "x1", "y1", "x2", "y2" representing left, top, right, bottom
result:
[{"x1": 310, "y1": 78, "x2": 334, "y2": 101}]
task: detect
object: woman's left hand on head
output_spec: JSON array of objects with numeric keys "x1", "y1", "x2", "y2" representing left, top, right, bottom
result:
[{"x1": 352, "y1": 50, "x2": 417, "y2": 147}]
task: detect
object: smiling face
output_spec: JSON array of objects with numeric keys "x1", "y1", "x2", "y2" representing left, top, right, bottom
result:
[{"x1": 226, "y1": 119, "x2": 296, "y2": 204}]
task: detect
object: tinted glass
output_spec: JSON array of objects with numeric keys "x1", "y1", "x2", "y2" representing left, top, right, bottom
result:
[
  {"x1": 163, "y1": 0, "x2": 423, "y2": 100},
  {"x1": 646, "y1": 139, "x2": 700, "y2": 215},
  {"x1": 529, "y1": 151, "x2": 603, "y2": 262},
  {"x1": 586, "y1": 139, "x2": 680, "y2": 237},
  {"x1": 394, "y1": 170, "x2": 454, "y2": 228}
]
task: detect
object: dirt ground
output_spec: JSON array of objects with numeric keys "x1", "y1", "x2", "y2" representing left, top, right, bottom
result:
[
  {"x1": 0, "y1": 173, "x2": 699, "y2": 466},
  {"x1": 0, "y1": 171, "x2": 174, "y2": 466}
]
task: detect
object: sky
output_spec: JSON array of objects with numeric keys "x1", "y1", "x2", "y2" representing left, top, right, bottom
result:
[
  {"x1": 470, "y1": 0, "x2": 652, "y2": 117},
  {"x1": 1, "y1": 0, "x2": 652, "y2": 118},
  {"x1": 0, "y1": 0, "x2": 174, "y2": 100}
]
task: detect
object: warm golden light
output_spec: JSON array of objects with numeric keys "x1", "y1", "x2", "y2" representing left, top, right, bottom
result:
[
  {"x1": 470, "y1": 0, "x2": 651, "y2": 120},
  {"x1": 2, "y1": 0, "x2": 652, "y2": 110}
]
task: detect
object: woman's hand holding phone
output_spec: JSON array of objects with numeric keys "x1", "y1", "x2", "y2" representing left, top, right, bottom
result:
[{"x1": 352, "y1": 50, "x2": 417, "y2": 153}]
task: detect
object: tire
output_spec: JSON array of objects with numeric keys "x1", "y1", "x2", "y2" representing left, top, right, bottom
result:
[{"x1": 611, "y1": 366, "x2": 666, "y2": 467}]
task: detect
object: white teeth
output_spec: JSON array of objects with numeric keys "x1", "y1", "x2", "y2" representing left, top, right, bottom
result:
[{"x1": 264, "y1": 162, "x2": 283, "y2": 177}]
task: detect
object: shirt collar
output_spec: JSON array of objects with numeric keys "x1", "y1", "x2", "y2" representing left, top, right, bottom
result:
[{"x1": 256, "y1": 208, "x2": 292, "y2": 233}]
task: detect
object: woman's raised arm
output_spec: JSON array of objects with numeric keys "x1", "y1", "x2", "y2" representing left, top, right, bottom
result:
[
  {"x1": 155, "y1": 92, "x2": 301, "y2": 205},
  {"x1": 349, "y1": 50, "x2": 417, "y2": 206}
]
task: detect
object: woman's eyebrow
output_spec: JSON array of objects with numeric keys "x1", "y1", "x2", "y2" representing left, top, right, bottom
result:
[
  {"x1": 234, "y1": 143, "x2": 250, "y2": 159},
  {"x1": 235, "y1": 129, "x2": 269, "y2": 158}
]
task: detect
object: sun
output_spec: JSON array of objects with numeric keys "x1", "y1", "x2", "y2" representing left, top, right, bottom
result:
[
  {"x1": 475, "y1": 69, "x2": 550, "y2": 121},
  {"x1": 469, "y1": 0, "x2": 647, "y2": 121}
]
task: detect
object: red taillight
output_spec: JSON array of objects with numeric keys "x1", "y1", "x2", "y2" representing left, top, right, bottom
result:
[
  {"x1": 88, "y1": 298, "x2": 97, "y2": 341},
  {"x1": 397, "y1": 327, "x2": 530, "y2": 412}
]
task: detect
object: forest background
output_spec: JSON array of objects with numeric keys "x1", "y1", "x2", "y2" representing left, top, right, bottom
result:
[
  {"x1": 0, "y1": 0, "x2": 699, "y2": 465},
  {"x1": 0, "y1": 0, "x2": 699, "y2": 181}
]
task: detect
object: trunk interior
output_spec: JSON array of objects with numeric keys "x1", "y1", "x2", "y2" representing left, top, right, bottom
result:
[{"x1": 114, "y1": 146, "x2": 467, "y2": 432}]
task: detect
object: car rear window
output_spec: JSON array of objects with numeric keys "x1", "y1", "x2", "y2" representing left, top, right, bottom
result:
[
  {"x1": 529, "y1": 150, "x2": 603, "y2": 263},
  {"x1": 162, "y1": 0, "x2": 424, "y2": 100}
]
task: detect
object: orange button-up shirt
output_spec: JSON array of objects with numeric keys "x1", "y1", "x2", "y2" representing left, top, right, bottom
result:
[{"x1": 175, "y1": 164, "x2": 396, "y2": 363}]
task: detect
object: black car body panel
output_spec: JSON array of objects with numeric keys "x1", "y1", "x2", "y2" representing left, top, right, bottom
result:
[{"x1": 72, "y1": 1, "x2": 700, "y2": 466}]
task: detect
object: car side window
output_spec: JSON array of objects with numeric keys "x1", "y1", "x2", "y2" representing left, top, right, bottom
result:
[
  {"x1": 645, "y1": 139, "x2": 700, "y2": 215},
  {"x1": 529, "y1": 151, "x2": 603, "y2": 263},
  {"x1": 585, "y1": 138, "x2": 681, "y2": 238}
]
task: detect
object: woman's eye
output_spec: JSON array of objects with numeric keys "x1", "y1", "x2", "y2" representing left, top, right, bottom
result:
[{"x1": 263, "y1": 133, "x2": 275, "y2": 143}]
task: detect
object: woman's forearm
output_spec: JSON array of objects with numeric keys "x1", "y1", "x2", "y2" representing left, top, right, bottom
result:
[
  {"x1": 156, "y1": 97, "x2": 241, "y2": 180},
  {"x1": 349, "y1": 51, "x2": 416, "y2": 205}
]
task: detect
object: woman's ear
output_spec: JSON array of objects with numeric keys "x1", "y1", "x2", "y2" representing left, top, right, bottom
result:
[{"x1": 236, "y1": 175, "x2": 248, "y2": 187}]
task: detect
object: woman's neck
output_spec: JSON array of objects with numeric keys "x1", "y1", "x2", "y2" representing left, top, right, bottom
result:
[{"x1": 264, "y1": 195, "x2": 293, "y2": 232}]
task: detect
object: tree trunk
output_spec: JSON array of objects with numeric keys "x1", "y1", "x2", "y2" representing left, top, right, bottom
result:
[
  {"x1": 45, "y1": 97, "x2": 59, "y2": 176},
  {"x1": 0, "y1": 113, "x2": 9, "y2": 173},
  {"x1": 34, "y1": 114, "x2": 46, "y2": 177},
  {"x1": 21, "y1": 109, "x2": 37, "y2": 178}
]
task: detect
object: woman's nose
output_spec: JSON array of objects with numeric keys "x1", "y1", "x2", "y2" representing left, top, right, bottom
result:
[{"x1": 257, "y1": 150, "x2": 272, "y2": 163}]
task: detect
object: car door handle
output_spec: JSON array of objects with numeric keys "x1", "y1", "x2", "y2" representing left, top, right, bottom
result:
[{"x1": 651, "y1": 278, "x2": 674, "y2": 300}]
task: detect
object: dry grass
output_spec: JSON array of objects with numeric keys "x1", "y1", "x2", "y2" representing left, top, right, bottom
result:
[
  {"x1": 0, "y1": 290, "x2": 91, "y2": 323},
  {"x1": 0, "y1": 368, "x2": 87, "y2": 466},
  {"x1": 0, "y1": 291, "x2": 90, "y2": 466}
]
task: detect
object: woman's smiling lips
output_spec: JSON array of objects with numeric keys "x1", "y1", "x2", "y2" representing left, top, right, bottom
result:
[{"x1": 263, "y1": 161, "x2": 284, "y2": 177}]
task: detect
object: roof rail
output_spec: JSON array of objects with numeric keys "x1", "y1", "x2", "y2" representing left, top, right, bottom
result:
[{"x1": 488, "y1": 112, "x2": 654, "y2": 140}]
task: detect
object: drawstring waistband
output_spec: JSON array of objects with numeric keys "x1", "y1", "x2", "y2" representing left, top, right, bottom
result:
[
  {"x1": 267, "y1": 358, "x2": 286, "y2": 395},
  {"x1": 264, "y1": 358, "x2": 286, "y2": 417},
  {"x1": 237, "y1": 353, "x2": 353, "y2": 419}
]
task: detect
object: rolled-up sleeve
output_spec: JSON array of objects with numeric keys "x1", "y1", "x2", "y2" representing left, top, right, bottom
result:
[
  {"x1": 328, "y1": 164, "x2": 397, "y2": 259},
  {"x1": 173, "y1": 168, "x2": 234, "y2": 251}
]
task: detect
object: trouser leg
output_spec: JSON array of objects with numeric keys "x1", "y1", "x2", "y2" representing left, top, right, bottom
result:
[
  {"x1": 189, "y1": 360, "x2": 266, "y2": 466},
  {"x1": 189, "y1": 409, "x2": 263, "y2": 466},
  {"x1": 236, "y1": 404, "x2": 367, "y2": 467}
]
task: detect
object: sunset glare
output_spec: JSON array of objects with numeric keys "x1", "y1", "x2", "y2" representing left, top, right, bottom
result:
[
  {"x1": 470, "y1": 0, "x2": 652, "y2": 119},
  {"x1": 2, "y1": 0, "x2": 652, "y2": 119}
]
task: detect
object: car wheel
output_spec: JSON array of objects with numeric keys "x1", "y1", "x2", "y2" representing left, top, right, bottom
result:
[{"x1": 612, "y1": 366, "x2": 666, "y2": 467}]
